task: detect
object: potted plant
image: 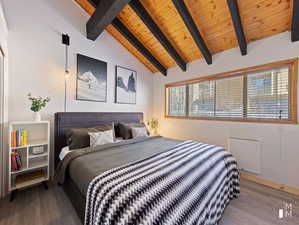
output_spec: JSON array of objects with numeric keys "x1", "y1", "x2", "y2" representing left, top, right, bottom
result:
[
  {"x1": 147, "y1": 118, "x2": 159, "y2": 136},
  {"x1": 28, "y1": 93, "x2": 50, "y2": 122}
]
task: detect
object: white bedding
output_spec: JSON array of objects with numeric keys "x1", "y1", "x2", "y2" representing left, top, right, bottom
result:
[{"x1": 59, "y1": 146, "x2": 71, "y2": 160}]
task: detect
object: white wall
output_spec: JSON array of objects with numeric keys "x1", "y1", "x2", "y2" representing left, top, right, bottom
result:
[
  {"x1": 0, "y1": 1, "x2": 8, "y2": 198},
  {"x1": 2, "y1": 0, "x2": 154, "y2": 194},
  {"x1": 153, "y1": 32, "x2": 299, "y2": 189}
]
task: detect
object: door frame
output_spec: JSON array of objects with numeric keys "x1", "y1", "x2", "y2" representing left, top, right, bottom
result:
[{"x1": 0, "y1": 45, "x2": 4, "y2": 197}]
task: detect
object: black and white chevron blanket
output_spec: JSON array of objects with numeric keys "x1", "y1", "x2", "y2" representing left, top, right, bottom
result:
[{"x1": 85, "y1": 141, "x2": 240, "y2": 225}]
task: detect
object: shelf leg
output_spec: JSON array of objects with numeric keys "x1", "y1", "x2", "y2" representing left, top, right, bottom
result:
[
  {"x1": 43, "y1": 181, "x2": 48, "y2": 190},
  {"x1": 10, "y1": 190, "x2": 16, "y2": 202}
]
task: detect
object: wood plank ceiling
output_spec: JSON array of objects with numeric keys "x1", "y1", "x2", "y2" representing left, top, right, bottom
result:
[{"x1": 75, "y1": 0, "x2": 293, "y2": 74}]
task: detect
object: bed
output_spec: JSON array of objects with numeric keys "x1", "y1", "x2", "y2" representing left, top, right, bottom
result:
[{"x1": 54, "y1": 112, "x2": 240, "y2": 225}]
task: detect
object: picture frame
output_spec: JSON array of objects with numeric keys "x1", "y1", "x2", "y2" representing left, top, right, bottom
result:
[
  {"x1": 115, "y1": 66, "x2": 137, "y2": 104},
  {"x1": 76, "y1": 54, "x2": 107, "y2": 102}
]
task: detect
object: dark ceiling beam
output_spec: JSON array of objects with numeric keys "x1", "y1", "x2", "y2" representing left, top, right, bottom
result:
[
  {"x1": 87, "y1": 0, "x2": 97, "y2": 8},
  {"x1": 112, "y1": 18, "x2": 167, "y2": 76},
  {"x1": 291, "y1": 0, "x2": 299, "y2": 42},
  {"x1": 86, "y1": 0, "x2": 132, "y2": 41},
  {"x1": 129, "y1": 0, "x2": 187, "y2": 72},
  {"x1": 86, "y1": 0, "x2": 167, "y2": 75},
  {"x1": 227, "y1": 0, "x2": 247, "y2": 55},
  {"x1": 172, "y1": 0, "x2": 212, "y2": 65}
]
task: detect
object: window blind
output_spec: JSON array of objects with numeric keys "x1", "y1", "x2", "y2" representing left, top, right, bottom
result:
[
  {"x1": 247, "y1": 67, "x2": 289, "y2": 120},
  {"x1": 166, "y1": 60, "x2": 295, "y2": 123},
  {"x1": 168, "y1": 85, "x2": 186, "y2": 116},
  {"x1": 215, "y1": 75, "x2": 244, "y2": 118},
  {"x1": 189, "y1": 81, "x2": 215, "y2": 117}
]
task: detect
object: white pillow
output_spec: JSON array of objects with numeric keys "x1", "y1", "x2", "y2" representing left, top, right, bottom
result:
[
  {"x1": 59, "y1": 146, "x2": 70, "y2": 160},
  {"x1": 88, "y1": 130, "x2": 114, "y2": 147},
  {"x1": 131, "y1": 127, "x2": 149, "y2": 138}
]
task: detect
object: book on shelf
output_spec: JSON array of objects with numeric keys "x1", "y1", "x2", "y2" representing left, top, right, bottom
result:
[
  {"x1": 15, "y1": 170, "x2": 45, "y2": 185},
  {"x1": 16, "y1": 154, "x2": 22, "y2": 170},
  {"x1": 11, "y1": 129, "x2": 28, "y2": 147},
  {"x1": 11, "y1": 151, "x2": 22, "y2": 171},
  {"x1": 11, "y1": 132, "x2": 16, "y2": 148},
  {"x1": 11, "y1": 152, "x2": 17, "y2": 171}
]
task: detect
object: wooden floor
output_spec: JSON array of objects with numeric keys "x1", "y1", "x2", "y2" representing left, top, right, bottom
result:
[{"x1": 0, "y1": 179, "x2": 298, "y2": 225}]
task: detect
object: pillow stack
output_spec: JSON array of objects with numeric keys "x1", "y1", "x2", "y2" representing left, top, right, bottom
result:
[
  {"x1": 118, "y1": 123, "x2": 149, "y2": 140},
  {"x1": 65, "y1": 123, "x2": 114, "y2": 150},
  {"x1": 65, "y1": 122, "x2": 149, "y2": 149}
]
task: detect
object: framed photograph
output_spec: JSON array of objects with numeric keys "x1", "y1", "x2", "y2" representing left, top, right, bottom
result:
[
  {"x1": 115, "y1": 66, "x2": 137, "y2": 104},
  {"x1": 76, "y1": 54, "x2": 107, "y2": 102}
]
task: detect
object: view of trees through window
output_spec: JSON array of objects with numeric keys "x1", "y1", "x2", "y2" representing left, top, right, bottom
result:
[
  {"x1": 166, "y1": 65, "x2": 291, "y2": 121},
  {"x1": 168, "y1": 85, "x2": 186, "y2": 116},
  {"x1": 247, "y1": 68, "x2": 289, "y2": 119},
  {"x1": 189, "y1": 81, "x2": 215, "y2": 117}
]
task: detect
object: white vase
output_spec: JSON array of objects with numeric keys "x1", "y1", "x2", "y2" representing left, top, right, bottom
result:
[{"x1": 33, "y1": 112, "x2": 41, "y2": 122}]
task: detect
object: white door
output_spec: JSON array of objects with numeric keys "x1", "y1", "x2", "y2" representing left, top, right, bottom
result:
[{"x1": 0, "y1": 47, "x2": 4, "y2": 197}]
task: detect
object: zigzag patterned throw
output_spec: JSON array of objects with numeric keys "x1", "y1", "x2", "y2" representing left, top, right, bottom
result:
[{"x1": 85, "y1": 141, "x2": 240, "y2": 225}]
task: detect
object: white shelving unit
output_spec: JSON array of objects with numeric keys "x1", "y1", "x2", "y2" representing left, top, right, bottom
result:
[{"x1": 8, "y1": 121, "x2": 50, "y2": 195}]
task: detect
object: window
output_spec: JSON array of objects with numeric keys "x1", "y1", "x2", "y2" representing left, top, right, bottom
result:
[
  {"x1": 165, "y1": 59, "x2": 298, "y2": 124},
  {"x1": 247, "y1": 68, "x2": 289, "y2": 119},
  {"x1": 215, "y1": 76, "x2": 243, "y2": 118},
  {"x1": 188, "y1": 81, "x2": 215, "y2": 117},
  {"x1": 167, "y1": 85, "x2": 186, "y2": 116}
]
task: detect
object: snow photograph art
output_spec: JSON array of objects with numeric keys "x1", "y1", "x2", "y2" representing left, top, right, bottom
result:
[
  {"x1": 76, "y1": 54, "x2": 107, "y2": 102},
  {"x1": 115, "y1": 66, "x2": 137, "y2": 104}
]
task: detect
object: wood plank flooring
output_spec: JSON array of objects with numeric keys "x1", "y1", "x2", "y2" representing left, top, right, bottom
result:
[
  {"x1": 219, "y1": 179, "x2": 299, "y2": 225},
  {"x1": 0, "y1": 179, "x2": 298, "y2": 225}
]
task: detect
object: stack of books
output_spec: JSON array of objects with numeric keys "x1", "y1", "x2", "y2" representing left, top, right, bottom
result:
[
  {"x1": 15, "y1": 170, "x2": 45, "y2": 186},
  {"x1": 11, "y1": 151, "x2": 22, "y2": 171},
  {"x1": 11, "y1": 130, "x2": 28, "y2": 147}
]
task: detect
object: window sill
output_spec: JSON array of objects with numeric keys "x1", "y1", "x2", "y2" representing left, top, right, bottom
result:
[{"x1": 164, "y1": 115, "x2": 298, "y2": 124}]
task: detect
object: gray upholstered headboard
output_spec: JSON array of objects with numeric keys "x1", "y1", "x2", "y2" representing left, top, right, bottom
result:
[{"x1": 54, "y1": 112, "x2": 143, "y2": 168}]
